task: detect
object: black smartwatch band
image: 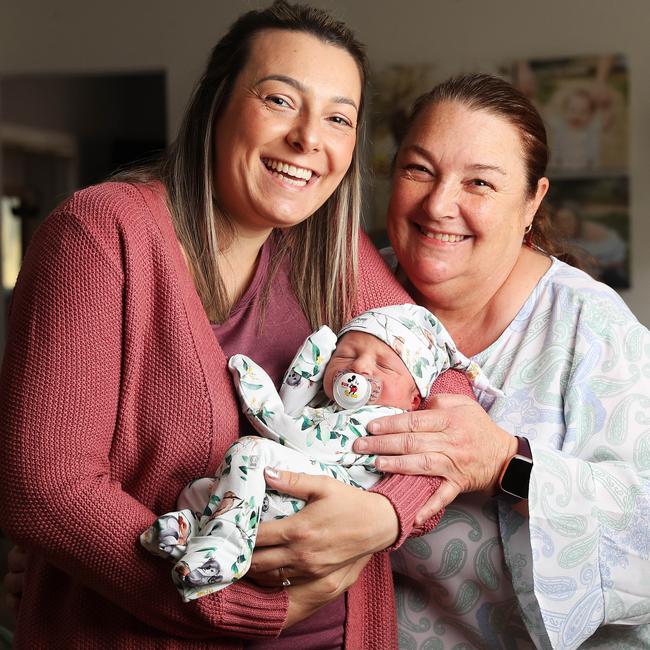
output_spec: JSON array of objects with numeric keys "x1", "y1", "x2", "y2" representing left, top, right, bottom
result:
[{"x1": 497, "y1": 436, "x2": 533, "y2": 501}]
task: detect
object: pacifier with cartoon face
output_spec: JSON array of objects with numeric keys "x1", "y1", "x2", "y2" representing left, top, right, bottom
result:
[{"x1": 332, "y1": 371, "x2": 382, "y2": 409}]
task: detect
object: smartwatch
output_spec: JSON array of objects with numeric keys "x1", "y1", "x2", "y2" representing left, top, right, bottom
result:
[{"x1": 498, "y1": 436, "x2": 533, "y2": 500}]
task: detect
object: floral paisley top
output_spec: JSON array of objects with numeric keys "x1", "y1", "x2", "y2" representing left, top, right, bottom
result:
[{"x1": 390, "y1": 257, "x2": 650, "y2": 649}]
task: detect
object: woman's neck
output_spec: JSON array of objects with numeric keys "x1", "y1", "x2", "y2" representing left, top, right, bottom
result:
[
  {"x1": 219, "y1": 227, "x2": 272, "y2": 306},
  {"x1": 412, "y1": 247, "x2": 552, "y2": 357}
]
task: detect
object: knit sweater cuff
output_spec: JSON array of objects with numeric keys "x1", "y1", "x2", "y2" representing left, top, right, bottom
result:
[
  {"x1": 409, "y1": 507, "x2": 445, "y2": 538},
  {"x1": 371, "y1": 473, "x2": 443, "y2": 551},
  {"x1": 216, "y1": 583, "x2": 289, "y2": 637}
]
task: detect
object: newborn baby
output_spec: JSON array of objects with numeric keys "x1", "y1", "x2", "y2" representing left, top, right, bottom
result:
[{"x1": 140, "y1": 304, "x2": 500, "y2": 601}]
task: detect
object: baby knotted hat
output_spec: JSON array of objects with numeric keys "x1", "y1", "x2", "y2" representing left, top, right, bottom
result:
[{"x1": 338, "y1": 304, "x2": 502, "y2": 398}]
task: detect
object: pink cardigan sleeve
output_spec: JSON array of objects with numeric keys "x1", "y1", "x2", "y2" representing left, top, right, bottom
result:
[
  {"x1": 0, "y1": 208, "x2": 287, "y2": 640},
  {"x1": 355, "y1": 234, "x2": 476, "y2": 549}
]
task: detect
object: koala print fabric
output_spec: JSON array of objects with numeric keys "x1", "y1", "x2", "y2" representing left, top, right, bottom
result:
[
  {"x1": 141, "y1": 325, "x2": 402, "y2": 601},
  {"x1": 141, "y1": 309, "x2": 497, "y2": 603},
  {"x1": 141, "y1": 300, "x2": 505, "y2": 603}
]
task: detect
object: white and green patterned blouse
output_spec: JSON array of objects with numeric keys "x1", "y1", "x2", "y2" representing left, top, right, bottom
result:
[{"x1": 389, "y1": 257, "x2": 650, "y2": 649}]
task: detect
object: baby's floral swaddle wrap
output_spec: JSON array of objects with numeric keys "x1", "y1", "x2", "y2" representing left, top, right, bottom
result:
[{"x1": 140, "y1": 304, "x2": 501, "y2": 601}]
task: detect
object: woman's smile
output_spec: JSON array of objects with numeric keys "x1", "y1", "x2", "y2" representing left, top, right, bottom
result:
[
  {"x1": 261, "y1": 157, "x2": 317, "y2": 187},
  {"x1": 414, "y1": 223, "x2": 471, "y2": 244}
]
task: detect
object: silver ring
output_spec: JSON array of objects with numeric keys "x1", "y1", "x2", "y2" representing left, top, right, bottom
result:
[{"x1": 279, "y1": 567, "x2": 291, "y2": 587}]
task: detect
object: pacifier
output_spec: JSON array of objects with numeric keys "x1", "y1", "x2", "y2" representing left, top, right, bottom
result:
[{"x1": 332, "y1": 371, "x2": 382, "y2": 409}]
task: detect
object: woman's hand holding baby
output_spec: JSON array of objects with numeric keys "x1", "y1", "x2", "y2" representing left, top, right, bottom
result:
[
  {"x1": 283, "y1": 555, "x2": 370, "y2": 628},
  {"x1": 248, "y1": 469, "x2": 398, "y2": 588},
  {"x1": 356, "y1": 394, "x2": 518, "y2": 523}
]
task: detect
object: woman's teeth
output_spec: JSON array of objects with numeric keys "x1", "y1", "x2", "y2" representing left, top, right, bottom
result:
[
  {"x1": 418, "y1": 225, "x2": 467, "y2": 242},
  {"x1": 263, "y1": 158, "x2": 313, "y2": 186}
]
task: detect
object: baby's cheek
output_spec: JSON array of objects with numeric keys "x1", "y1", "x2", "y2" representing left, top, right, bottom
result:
[
  {"x1": 322, "y1": 368, "x2": 335, "y2": 400},
  {"x1": 378, "y1": 381, "x2": 412, "y2": 411}
]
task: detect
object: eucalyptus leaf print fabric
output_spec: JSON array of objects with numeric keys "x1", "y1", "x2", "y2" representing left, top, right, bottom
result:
[
  {"x1": 394, "y1": 259, "x2": 650, "y2": 649},
  {"x1": 141, "y1": 325, "x2": 401, "y2": 601}
]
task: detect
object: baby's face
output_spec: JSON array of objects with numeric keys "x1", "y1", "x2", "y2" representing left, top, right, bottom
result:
[
  {"x1": 323, "y1": 331, "x2": 421, "y2": 411},
  {"x1": 563, "y1": 91, "x2": 596, "y2": 129}
]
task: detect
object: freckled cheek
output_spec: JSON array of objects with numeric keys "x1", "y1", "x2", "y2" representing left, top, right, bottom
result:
[
  {"x1": 461, "y1": 205, "x2": 493, "y2": 233},
  {"x1": 387, "y1": 203, "x2": 406, "y2": 228},
  {"x1": 387, "y1": 226, "x2": 412, "y2": 265},
  {"x1": 387, "y1": 202, "x2": 412, "y2": 237}
]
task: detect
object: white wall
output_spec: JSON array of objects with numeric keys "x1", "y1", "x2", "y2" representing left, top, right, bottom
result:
[{"x1": 2, "y1": 0, "x2": 649, "y2": 322}]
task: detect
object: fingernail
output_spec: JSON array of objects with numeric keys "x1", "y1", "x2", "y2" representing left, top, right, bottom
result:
[
  {"x1": 366, "y1": 422, "x2": 377, "y2": 433},
  {"x1": 265, "y1": 466, "x2": 281, "y2": 480},
  {"x1": 355, "y1": 439, "x2": 368, "y2": 451}
]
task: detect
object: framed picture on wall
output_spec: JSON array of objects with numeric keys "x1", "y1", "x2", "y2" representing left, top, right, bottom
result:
[
  {"x1": 509, "y1": 54, "x2": 630, "y2": 290},
  {"x1": 510, "y1": 54, "x2": 628, "y2": 176},
  {"x1": 547, "y1": 176, "x2": 630, "y2": 289}
]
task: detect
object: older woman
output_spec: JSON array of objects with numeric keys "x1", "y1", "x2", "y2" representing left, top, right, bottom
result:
[
  {"x1": 353, "y1": 74, "x2": 650, "y2": 648},
  {"x1": 242, "y1": 74, "x2": 650, "y2": 649}
]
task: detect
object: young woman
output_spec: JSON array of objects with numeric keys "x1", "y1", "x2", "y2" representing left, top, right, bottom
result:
[{"x1": 0, "y1": 3, "x2": 462, "y2": 648}]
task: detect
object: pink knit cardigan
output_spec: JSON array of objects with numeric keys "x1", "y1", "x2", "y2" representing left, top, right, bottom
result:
[{"x1": 0, "y1": 182, "x2": 471, "y2": 649}]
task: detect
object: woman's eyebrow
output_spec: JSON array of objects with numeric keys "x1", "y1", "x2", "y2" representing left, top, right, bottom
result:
[
  {"x1": 467, "y1": 163, "x2": 507, "y2": 175},
  {"x1": 255, "y1": 74, "x2": 358, "y2": 110},
  {"x1": 401, "y1": 145, "x2": 507, "y2": 176},
  {"x1": 402, "y1": 144, "x2": 432, "y2": 158}
]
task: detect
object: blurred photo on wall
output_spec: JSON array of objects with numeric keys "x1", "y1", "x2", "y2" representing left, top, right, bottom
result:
[{"x1": 510, "y1": 54, "x2": 630, "y2": 289}]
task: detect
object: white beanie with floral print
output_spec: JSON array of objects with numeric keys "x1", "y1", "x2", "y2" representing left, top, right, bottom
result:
[{"x1": 338, "y1": 304, "x2": 502, "y2": 398}]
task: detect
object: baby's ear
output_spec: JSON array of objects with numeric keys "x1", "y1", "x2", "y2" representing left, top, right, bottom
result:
[{"x1": 410, "y1": 390, "x2": 422, "y2": 411}]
